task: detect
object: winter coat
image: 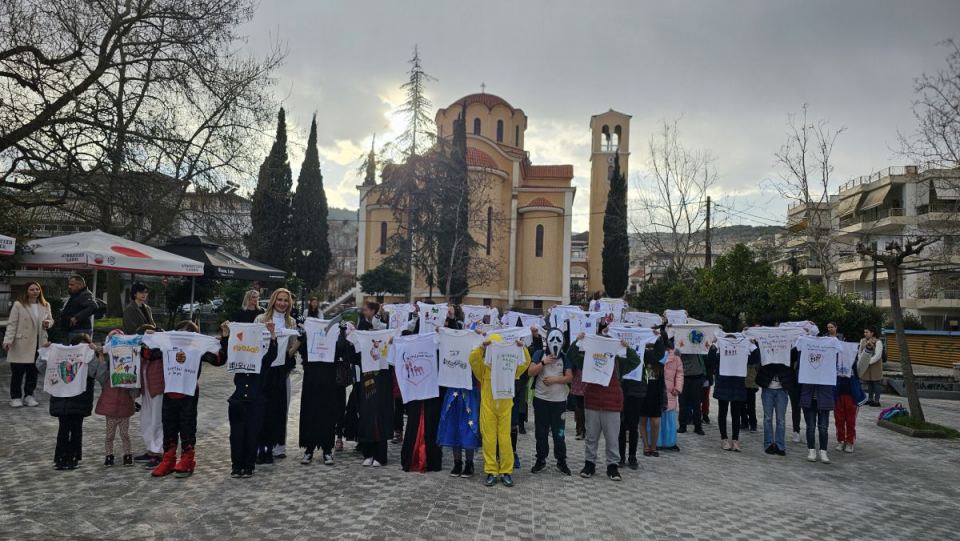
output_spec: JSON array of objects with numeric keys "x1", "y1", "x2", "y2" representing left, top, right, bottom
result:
[
  {"x1": 664, "y1": 351, "x2": 684, "y2": 411},
  {"x1": 122, "y1": 301, "x2": 155, "y2": 334},
  {"x1": 756, "y1": 363, "x2": 795, "y2": 390},
  {"x1": 858, "y1": 338, "x2": 884, "y2": 382},
  {"x1": 3, "y1": 300, "x2": 53, "y2": 363},
  {"x1": 94, "y1": 370, "x2": 137, "y2": 418},
  {"x1": 45, "y1": 356, "x2": 101, "y2": 417},
  {"x1": 59, "y1": 287, "x2": 97, "y2": 334},
  {"x1": 141, "y1": 346, "x2": 165, "y2": 398},
  {"x1": 568, "y1": 340, "x2": 642, "y2": 412}
]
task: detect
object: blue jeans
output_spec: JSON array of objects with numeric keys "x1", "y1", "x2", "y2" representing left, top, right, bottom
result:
[
  {"x1": 761, "y1": 388, "x2": 788, "y2": 451},
  {"x1": 803, "y1": 407, "x2": 831, "y2": 451},
  {"x1": 866, "y1": 381, "x2": 882, "y2": 403}
]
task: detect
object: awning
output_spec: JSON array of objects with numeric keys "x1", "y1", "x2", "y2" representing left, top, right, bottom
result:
[
  {"x1": 21, "y1": 230, "x2": 204, "y2": 276},
  {"x1": 836, "y1": 194, "x2": 861, "y2": 217},
  {"x1": 839, "y1": 269, "x2": 862, "y2": 282},
  {"x1": 0, "y1": 234, "x2": 14, "y2": 256},
  {"x1": 859, "y1": 185, "x2": 891, "y2": 211},
  {"x1": 933, "y1": 178, "x2": 960, "y2": 200},
  {"x1": 162, "y1": 235, "x2": 286, "y2": 282}
]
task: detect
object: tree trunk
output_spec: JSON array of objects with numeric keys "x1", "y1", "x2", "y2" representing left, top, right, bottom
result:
[
  {"x1": 886, "y1": 263, "x2": 925, "y2": 422},
  {"x1": 106, "y1": 271, "x2": 124, "y2": 317}
]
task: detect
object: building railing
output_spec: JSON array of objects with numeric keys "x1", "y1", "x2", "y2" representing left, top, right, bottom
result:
[
  {"x1": 917, "y1": 201, "x2": 960, "y2": 215},
  {"x1": 838, "y1": 165, "x2": 915, "y2": 192},
  {"x1": 916, "y1": 289, "x2": 960, "y2": 300},
  {"x1": 838, "y1": 207, "x2": 905, "y2": 228}
]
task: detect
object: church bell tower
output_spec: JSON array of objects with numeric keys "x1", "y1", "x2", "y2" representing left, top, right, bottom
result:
[{"x1": 587, "y1": 110, "x2": 631, "y2": 295}]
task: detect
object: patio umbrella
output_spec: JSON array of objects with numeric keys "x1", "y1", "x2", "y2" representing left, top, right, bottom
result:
[
  {"x1": 162, "y1": 235, "x2": 286, "y2": 282},
  {"x1": 0, "y1": 234, "x2": 14, "y2": 256}
]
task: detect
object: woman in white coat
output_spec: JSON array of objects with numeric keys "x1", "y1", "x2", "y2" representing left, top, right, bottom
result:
[{"x1": 3, "y1": 282, "x2": 54, "y2": 408}]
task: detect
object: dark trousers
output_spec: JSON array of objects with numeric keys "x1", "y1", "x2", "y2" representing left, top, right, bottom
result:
[
  {"x1": 789, "y1": 383, "x2": 802, "y2": 433},
  {"x1": 740, "y1": 389, "x2": 758, "y2": 429},
  {"x1": 618, "y1": 396, "x2": 641, "y2": 460},
  {"x1": 718, "y1": 399, "x2": 743, "y2": 440},
  {"x1": 392, "y1": 398, "x2": 404, "y2": 433},
  {"x1": 804, "y1": 407, "x2": 830, "y2": 450},
  {"x1": 162, "y1": 394, "x2": 199, "y2": 452},
  {"x1": 361, "y1": 440, "x2": 388, "y2": 464},
  {"x1": 10, "y1": 363, "x2": 38, "y2": 399},
  {"x1": 679, "y1": 375, "x2": 705, "y2": 429},
  {"x1": 533, "y1": 398, "x2": 567, "y2": 463},
  {"x1": 229, "y1": 399, "x2": 264, "y2": 470},
  {"x1": 334, "y1": 386, "x2": 347, "y2": 438},
  {"x1": 55, "y1": 414, "x2": 84, "y2": 463}
]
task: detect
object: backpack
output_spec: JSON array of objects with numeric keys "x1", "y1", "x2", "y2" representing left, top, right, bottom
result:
[{"x1": 878, "y1": 403, "x2": 907, "y2": 421}]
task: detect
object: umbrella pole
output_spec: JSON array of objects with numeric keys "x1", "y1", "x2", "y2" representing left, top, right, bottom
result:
[
  {"x1": 90, "y1": 270, "x2": 98, "y2": 332},
  {"x1": 189, "y1": 276, "x2": 196, "y2": 323}
]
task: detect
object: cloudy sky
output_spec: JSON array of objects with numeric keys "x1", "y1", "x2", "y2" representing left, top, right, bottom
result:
[{"x1": 240, "y1": 0, "x2": 959, "y2": 232}]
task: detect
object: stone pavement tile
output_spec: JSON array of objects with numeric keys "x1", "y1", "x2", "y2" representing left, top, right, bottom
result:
[{"x1": 1, "y1": 361, "x2": 960, "y2": 540}]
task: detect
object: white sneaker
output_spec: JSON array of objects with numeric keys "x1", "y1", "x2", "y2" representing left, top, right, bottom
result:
[
  {"x1": 362, "y1": 457, "x2": 373, "y2": 467},
  {"x1": 792, "y1": 432, "x2": 802, "y2": 443},
  {"x1": 23, "y1": 395, "x2": 39, "y2": 407},
  {"x1": 819, "y1": 450, "x2": 830, "y2": 464},
  {"x1": 806, "y1": 449, "x2": 817, "y2": 462},
  {"x1": 372, "y1": 460, "x2": 383, "y2": 468},
  {"x1": 10, "y1": 399, "x2": 23, "y2": 408},
  {"x1": 835, "y1": 442, "x2": 846, "y2": 452},
  {"x1": 844, "y1": 443, "x2": 854, "y2": 453},
  {"x1": 323, "y1": 454, "x2": 334, "y2": 465}
]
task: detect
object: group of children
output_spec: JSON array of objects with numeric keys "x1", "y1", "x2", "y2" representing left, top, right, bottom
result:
[{"x1": 16, "y1": 288, "x2": 880, "y2": 486}]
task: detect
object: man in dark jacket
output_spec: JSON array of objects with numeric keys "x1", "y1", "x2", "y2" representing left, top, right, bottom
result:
[{"x1": 59, "y1": 275, "x2": 98, "y2": 342}]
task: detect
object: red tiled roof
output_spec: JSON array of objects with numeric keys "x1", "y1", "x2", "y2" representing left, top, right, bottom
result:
[
  {"x1": 521, "y1": 197, "x2": 561, "y2": 209},
  {"x1": 525, "y1": 164, "x2": 573, "y2": 179},
  {"x1": 466, "y1": 147, "x2": 500, "y2": 170}
]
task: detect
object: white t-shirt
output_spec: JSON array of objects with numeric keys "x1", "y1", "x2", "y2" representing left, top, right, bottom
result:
[
  {"x1": 484, "y1": 341, "x2": 525, "y2": 400},
  {"x1": 347, "y1": 328, "x2": 400, "y2": 374},
  {"x1": 436, "y1": 327, "x2": 483, "y2": 390},
  {"x1": 141, "y1": 331, "x2": 221, "y2": 396},
  {"x1": 623, "y1": 311, "x2": 663, "y2": 328},
  {"x1": 105, "y1": 334, "x2": 142, "y2": 389},
  {"x1": 780, "y1": 320, "x2": 820, "y2": 337},
  {"x1": 548, "y1": 305, "x2": 579, "y2": 329},
  {"x1": 577, "y1": 334, "x2": 626, "y2": 387},
  {"x1": 664, "y1": 309, "x2": 689, "y2": 325},
  {"x1": 598, "y1": 299, "x2": 627, "y2": 321},
  {"x1": 500, "y1": 310, "x2": 524, "y2": 326},
  {"x1": 796, "y1": 335, "x2": 841, "y2": 386},
  {"x1": 568, "y1": 310, "x2": 605, "y2": 337},
  {"x1": 671, "y1": 323, "x2": 721, "y2": 355},
  {"x1": 417, "y1": 302, "x2": 448, "y2": 336},
  {"x1": 485, "y1": 325, "x2": 533, "y2": 347},
  {"x1": 383, "y1": 303, "x2": 414, "y2": 331},
  {"x1": 226, "y1": 322, "x2": 269, "y2": 374},
  {"x1": 462, "y1": 305, "x2": 493, "y2": 329},
  {"x1": 303, "y1": 318, "x2": 339, "y2": 363},
  {"x1": 715, "y1": 333, "x2": 752, "y2": 377},
  {"x1": 608, "y1": 327, "x2": 658, "y2": 382},
  {"x1": 744, "y1": 327, "x2": 807, "y2": 366},
  {"x1": 838, "y1": 341, "x2": 859, "y2": 378},
  {"x1": 269, "y1": 328, "x2": 301, "y2": 367},
  {"x1": 39, "y1": 344, "x2": 95, "y2": 397},
  {"x1": 387, "y1": 334, "x2": 439, "y2": 403}
]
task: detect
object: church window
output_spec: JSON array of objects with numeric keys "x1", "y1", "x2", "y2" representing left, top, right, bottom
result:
[
  {"x1": 486, "y1": 207, "x2": 493, "y2": 255},
  {"x1": 379, "y1": 222, "x2": 387, "y2": 254},
  {"x1": 473, "y1": 118, "x2": 481, "y2": 135},
  {"x1": 515, "y1": 126, "x2": 520, "y2": 146},
  {"x1": 535, "y1": 224, "x2": 544, "y2": 257},
  {"x1": 496, "y1": 120, "x2": 504, "y2": 143}
]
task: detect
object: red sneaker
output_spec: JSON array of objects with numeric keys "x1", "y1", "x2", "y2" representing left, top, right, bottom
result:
[
  {"x1": 173, "y1": 448, "x2": 195, "y2": 478},
  {"x1": 151, "y1": 449, "x2": 177, "y2": 477}
]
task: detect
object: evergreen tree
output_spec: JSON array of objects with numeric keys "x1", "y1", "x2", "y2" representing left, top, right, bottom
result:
[
  {"x1": 248, "y1": 107, "x2": 294, "y2": 270},
  {"x1": 397, "y1": 45, "x2": 437, "y2": 157},
  {"x1": 602, "y1": 154, "x2": 629, "y2": 297},
  {"x1": 291, "y1": 114, "x2": 332, "y2": 289},
  {"x1": 436, "y1": 107, "x2": 472, "y2": 300}
]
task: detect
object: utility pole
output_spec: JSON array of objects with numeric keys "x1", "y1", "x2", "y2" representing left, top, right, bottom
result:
[
  {"x1": 872, "y1": 256, "x2": 878, "y2": 306},
  {"x1": 705, "y1": 195, "x2": 712, "y2": 268}
]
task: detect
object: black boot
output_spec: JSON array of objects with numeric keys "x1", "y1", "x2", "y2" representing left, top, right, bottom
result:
[
  {"x1": 450, "y1": 461, "x2": 463, "y2": 477},
  {"x1": 104, "y1": 455, "x2": 115, "y2": 467}
]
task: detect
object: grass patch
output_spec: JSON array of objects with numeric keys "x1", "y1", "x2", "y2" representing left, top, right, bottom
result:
[
  {"x1": 888, "y1": 415, "x2": 960, "y2": 439},
  {"x1": 94, "y1": 317, "x2": 123, "y2": 330}
]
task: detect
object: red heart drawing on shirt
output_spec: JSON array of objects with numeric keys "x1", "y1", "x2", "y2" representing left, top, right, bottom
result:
[{"x1": 236, "y1": 332, "x2": 244, "y2": 341}]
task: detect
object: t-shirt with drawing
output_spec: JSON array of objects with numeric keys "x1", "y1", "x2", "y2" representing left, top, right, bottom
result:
[
  {"x1": 484, "y1": 341, "x2": 525, "y2": 400},
  {"x1": 226, "y1": 322, "x2": 269, "y2": 374},
  {"x1": 436, "y1": 327, "x2": 483, "y2": 390},
  {"x1": 39, "y1": 344, "x2": 96, "y2": 398},
  {"x1": 303, "y1": 318, "x2": 339, "y2": 363},
  {"x1": 417, "y1": 302, "x2": 448, "y2": 336},
  {"x1": 383, "y1": 303, "x2": 414, "y2": 331},
  {"x1": 347, "y1": 328, "x2": 400, "y2": 374},
  {"x1": 577, "y1": 334, "x2": 627, "y2": 387},
  {"x1": 141, "y1": 331, "x2": 221, "y2": 396},
  {"x1": 105, "y1": 334, "x2": 143, "y2": 388},
  {"x1": 268, "y1": 328, "x2": 300, "y2": 367},
  {"x1": 567, "y1": 311, "x2": 604, "y2": 337},
  {"x1": 744, "y1": 326, "x2": 806, "y2": 366},
  {"x1": 664, "y1": 309, "x2": 688, "y2": 325},
  {"x1": 837, "y1": 341, "x2": 858, "y2": 378},
  {"x1": 607, "y1": 328, "x2": 657, "y2": 382},
  {"x1": 715, "y1": 333, "x2": 752, "y2": 378},
  {"x1": 796, "y1": 335, "x2": 841, "y2": 386},
  {"x1": 387, "y1": 334, "x2": 439, "y2": 403}
]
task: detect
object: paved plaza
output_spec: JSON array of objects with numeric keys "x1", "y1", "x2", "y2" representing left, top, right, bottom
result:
[{"x1": 0, "y1": 361, "x2": 958, "y2": 541}]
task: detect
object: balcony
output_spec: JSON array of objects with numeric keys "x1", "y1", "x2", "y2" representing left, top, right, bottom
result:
[
  {"x1": 838, "y1": 207, "x2": 908, "y2": 233},
  {"x1": 838, "y1": 165, "x2": 916, "y2": 192}
]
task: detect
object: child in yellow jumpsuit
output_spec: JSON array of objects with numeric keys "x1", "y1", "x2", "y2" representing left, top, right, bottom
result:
[{"x1": 469, "y1": 334, "x2": 531, "y2": 487}]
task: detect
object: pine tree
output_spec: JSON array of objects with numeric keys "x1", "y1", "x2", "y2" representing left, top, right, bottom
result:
[
  {"x1": 291, "y1": 114, "x2": 332, "y2": 289},
  {"x1": 602, "y1": 154, "x2": 629, "y2": 297},
  {"x1": 437, "y1": 106, "x2": 472, "y2": 300},
  {"x1": 248, "y1": 107, "x2": 293, "y2": 270},
  {"x1": 397, "y1": 45, "x2": 437, "y2": 158}
]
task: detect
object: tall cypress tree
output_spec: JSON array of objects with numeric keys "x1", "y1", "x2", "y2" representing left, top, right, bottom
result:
[
  {"x1": 602, "y1": 154, "x2": 629, "y2": 297},
  {"x1": 436, "y1": 106, "x2": 471, "y2": 300},
  {"x1": 248, "y1": 107, "x2": 293, "y2": 269},
  {"x1": 291, "y1": 114, "x2": 332, "y2": 289}
]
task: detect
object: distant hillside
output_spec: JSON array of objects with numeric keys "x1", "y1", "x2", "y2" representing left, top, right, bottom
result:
[{"x1": 328, "y1": 207, "x2": 357, "y2": 221}]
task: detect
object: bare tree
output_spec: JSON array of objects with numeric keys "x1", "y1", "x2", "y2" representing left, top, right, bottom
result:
[
  {"x1": 900, "y1": 39, "x2": 960, "y2": 170},
  {"x1": 633, "y1": 119, "x2": 717, "y2": 276},
  {"x1": 771, "y1": 104, "x2": 845, "y2": 290}
]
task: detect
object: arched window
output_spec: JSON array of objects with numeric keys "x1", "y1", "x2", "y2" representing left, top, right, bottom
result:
[
  {"x1": 473, "y1": 118, "x2": 481, "y2": 135},
  {"x1": 486, "y1": 207, "x2": 493, "y2": 255},
  {"x1": 535, "y1": 224, "x2": 544, "y2": 257},
  {"x1": 378, "y1": 222, "x2": 387, "y2": 254},
  {"x1": 496, "y1": 120, "x2": 504, "y2": 143},
  {"x1": 515, "y1": 126, "x2": 520, "y2": 146},
  {"x1": 612, "y1": 125, "x2": 622, "y2": 150}
]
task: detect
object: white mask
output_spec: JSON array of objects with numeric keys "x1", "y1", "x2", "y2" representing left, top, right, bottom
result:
[{"x1": 546, "y1": 329, "x2": 564, "y2": 358}]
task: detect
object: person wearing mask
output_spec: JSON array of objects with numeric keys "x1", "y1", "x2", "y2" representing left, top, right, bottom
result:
[
  {"x1": 3, "y1": 281, "x2": 53, "y2": 408},
  {"x1": 234, "y1": 290, "x2": 264, "y2": 323},
  {"x1": 254, "y1": 288, "x2": 299, "y2": 463},
  {"x1": 858, "y1": 328, "x2": 884, "y2": 407},
  {"x1": 59, "y1": 275, "x2": 98, "y2": 342},
  {"x1": 122, "y1": 283, "x2": 156, "y2": 335},
  {"x1": 528, "y1": 328, "x2": 573, "y2": 476}
]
